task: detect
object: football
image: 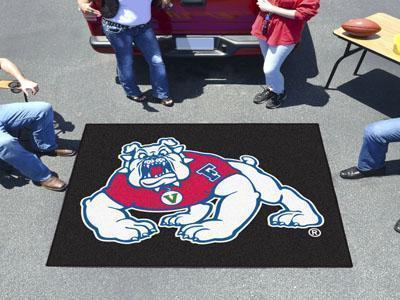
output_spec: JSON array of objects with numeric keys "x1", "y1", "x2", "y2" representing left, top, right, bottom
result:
[{"x1": 341, "y1": 18, "x2": 381, "y2": 37}]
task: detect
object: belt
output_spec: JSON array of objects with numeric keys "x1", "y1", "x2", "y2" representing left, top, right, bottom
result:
[{"x1": 102, "y1": 18, "x2": 149, "y2": 30}]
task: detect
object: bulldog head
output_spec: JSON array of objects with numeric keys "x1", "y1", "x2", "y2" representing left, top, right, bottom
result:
[{"x1": 118, "y1": 138, "x2": 193, "y2": 190}]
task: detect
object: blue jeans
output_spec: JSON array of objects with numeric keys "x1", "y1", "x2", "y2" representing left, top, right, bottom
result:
[
  {"x1": 358, "y1": 118, "x2": 400, "y2": 171},
  {"x1": 258, "y1": 39, "x2": 295, "y2": 94},
  {"x1": 0, "y1": 102, "x2": 57, "y2": 182},
  {"x1": 103, "y1": 20, "x2": 169, "y2": 99}
]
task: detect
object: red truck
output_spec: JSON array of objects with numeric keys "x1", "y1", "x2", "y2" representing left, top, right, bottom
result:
[{"x1": 83, "y1": 0, "x2": 260, "y2": 56}]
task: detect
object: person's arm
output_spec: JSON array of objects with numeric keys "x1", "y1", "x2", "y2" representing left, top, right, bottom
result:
[
  {"x1": 257, "y1": 0, "x2": 296, "y2": 19},
  {"x1": 160, "y1": 0, "x2": 173, "y2": 9},
  {"x1": 77, "y1": 0, "x2": 101, "y2": 17},
  {"x1": 0, "y1": 58, "x2": 39, "y2": 96},
  {"x1": 257, "y1": 0, "x2": 319, "y2": 21}
]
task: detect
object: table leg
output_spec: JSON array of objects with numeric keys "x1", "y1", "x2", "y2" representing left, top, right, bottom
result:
[
  {"x1": 325, "y1": 42, "x2": 364, "y2": 89},
  {"x1": 353, "y1": 49, "x2": 367, "y2": 76}
]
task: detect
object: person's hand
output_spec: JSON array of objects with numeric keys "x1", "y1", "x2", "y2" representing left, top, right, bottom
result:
[
  {"x1": 257, "y1": 0, "x2": 276, "y2": 13},
  {"x1": 160, "y1": 0, "x2": 173, "y2": 10},
  {"x1": 19, "y1": 78, "x2": 39, "y2": 96},
  {"x1": 78, "y1": 1, "x2": 101, "y2": 17}
]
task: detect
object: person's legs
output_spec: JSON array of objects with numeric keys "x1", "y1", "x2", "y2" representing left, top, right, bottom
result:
[
  {"x1": 254, "y1": 40, "x2": 294, "y2": 107},
  {"x1": 0, "y1": 102, "x2": 57, "y2": 152},
  {"x1": 103, "y1": 21, "x2": 142, "y2": 97},
  {"x1": 0, "y1": 102, "x2": 69, "y2": 190},
  {"x1": 28, "y1": 102, "x2": 57, "y2": 152},
  {"x1": 253, "y1": 40, "x2": 271, "y2": 104},
  {"x1": 0, "y1": 129, "x2": 52, "y2": 182},
  {"x1": 357, "y1": 118, "x2": 400, "y2": 171},
  {"x1": 259, "y1": 39, "x2": 269, "y2": 61},
  {"x1": 133, "y1": 24, "x2": 169, "y2": 100},
  {"x1": 263, "y1": 43, "x2": 295, "y2": 94}
]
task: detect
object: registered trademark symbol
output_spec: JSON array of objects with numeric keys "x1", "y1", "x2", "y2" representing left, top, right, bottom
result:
[{"x1": 308, "y1": 228, "x2": 321, "y2": 237}]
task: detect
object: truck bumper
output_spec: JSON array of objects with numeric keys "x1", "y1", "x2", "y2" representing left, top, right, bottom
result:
[{"x1": 90, "y1": 35, "x2": 260, "y2": 56}]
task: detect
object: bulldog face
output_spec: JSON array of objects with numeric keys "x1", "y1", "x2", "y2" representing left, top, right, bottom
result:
[{"x1": 118, "y1": 138, "x2": 193, "y2": 190}]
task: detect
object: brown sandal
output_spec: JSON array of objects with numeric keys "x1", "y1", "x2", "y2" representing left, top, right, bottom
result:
[{"x1": 127, "y1": 94, "x2": 147, "y2": 102}]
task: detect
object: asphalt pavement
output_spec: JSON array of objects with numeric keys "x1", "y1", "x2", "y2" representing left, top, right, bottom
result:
[{"x1": 1, "y1": 0, "x2": 400, "y2": 299}]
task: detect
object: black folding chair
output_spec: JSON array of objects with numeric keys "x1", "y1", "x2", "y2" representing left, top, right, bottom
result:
[{"x1": 0, "y1": 79, "x2": 28, "y2": 102}]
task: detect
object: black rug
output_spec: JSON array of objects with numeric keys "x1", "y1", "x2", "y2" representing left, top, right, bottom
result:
[{"x1": 47, "y1": 124, "x2": 352, "y2": 267}]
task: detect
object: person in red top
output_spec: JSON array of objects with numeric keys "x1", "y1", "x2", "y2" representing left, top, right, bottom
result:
[{"x1": 251, "y1": 0, "x2": 320, "y2": 108}]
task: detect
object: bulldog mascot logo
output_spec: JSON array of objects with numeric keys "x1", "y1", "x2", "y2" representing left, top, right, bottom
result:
[{"x1": 81, "y1": 138, "x2": 324, "y2": 245}]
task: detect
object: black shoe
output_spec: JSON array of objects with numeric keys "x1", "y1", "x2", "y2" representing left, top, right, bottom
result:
[
  {"x1": 115, "y1": 76, "x2": 121, "y2": 85},
  {"x1": 127, "y1": 94, "x2": 147, "y2": 102},
  {"x1": 394, "y1": 219, "x2": 400, "y2": 233},
  {"x1": 265, "y1": 91, "x2": 287, "y2": 109},
  {"x1": 154, "y1": 97, "x2": 174, "y2": 107},
  {"x1": 340, "y1": 166, "x2": 386, "y2": 179},
  {"x1": 253, "y1": 87, "x2": 273, "y2": 104}
]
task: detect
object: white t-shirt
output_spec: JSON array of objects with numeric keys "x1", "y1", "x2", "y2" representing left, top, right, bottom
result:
[{"x1": 108, "y1": 0, "x2": 152, "y2": 26}]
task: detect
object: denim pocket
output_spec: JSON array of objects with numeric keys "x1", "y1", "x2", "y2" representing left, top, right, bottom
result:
[{"x1": 136, "y1": 22, "x2": 151, "y2": 34}]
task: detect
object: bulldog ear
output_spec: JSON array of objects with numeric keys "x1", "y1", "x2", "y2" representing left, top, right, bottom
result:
[
  {"x1": 172, "y1": 145, "x2": 185, "y2": 153},
  {"x1": 158, "y1": 137, "x2": 180, "y2": 147},
  {"x1": 183, "y1": 157, "x2": 193, "y2": 164},
  {"x1": 122, "y1": 142, "x2": 142, "y2": 154},
  {"x1": 119, "y1": 154, "x2": 133, "y2": 162}
]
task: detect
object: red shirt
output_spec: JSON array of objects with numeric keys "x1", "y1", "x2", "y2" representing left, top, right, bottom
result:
[
  {"x1": 103, "y1": 151, "x2": 239, "y2": 212},
  {"x1": 251, "y1": 0, "x2": 320, "y2": 46}
]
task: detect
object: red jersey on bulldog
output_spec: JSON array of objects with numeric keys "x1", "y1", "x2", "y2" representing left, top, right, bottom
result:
[{"x1": 104, "y1": 151, "x2": 239, "y2": 211}]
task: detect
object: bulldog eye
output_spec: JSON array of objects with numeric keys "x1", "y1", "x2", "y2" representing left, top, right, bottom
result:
[
  {"x1": 138, "y1": 153, "x2": 147, "y2": 159},
  {"x1": 159, "y1": 149, "x2": 168, "y2": 156}
]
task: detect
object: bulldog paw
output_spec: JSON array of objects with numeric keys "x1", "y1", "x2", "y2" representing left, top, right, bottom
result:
[
  {"x1": 268, "y1": 209, "x2": 322, "y2": 228},
  {"x1": 97, "y1": 218, "x2": 159, "y2": 244},
  {"x1": 177, "y1": 220, "x2": 234, "y2": 244},
  {"x1": 159, "y1": 204, "x2": 213, "y2": 227},
  {"x1": 160, "y1": 212, "x2": 193, "y2": 227}
]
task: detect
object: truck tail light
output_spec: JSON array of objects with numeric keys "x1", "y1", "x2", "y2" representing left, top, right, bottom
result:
[{"x1": 82, "y1": 12, "x2": 99, "y2": 22}]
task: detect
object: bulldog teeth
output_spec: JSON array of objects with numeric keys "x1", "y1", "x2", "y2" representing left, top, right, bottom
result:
[{"x1": 141, "y1": 157, "x2": 175, "y2": 181}]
